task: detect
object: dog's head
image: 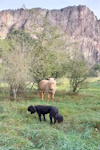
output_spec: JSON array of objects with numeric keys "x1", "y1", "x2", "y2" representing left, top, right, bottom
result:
[
  {"x1": 28, "y1": 105, "x2": 36, "y2": 114},
  {"x1": 55, "y1": 113, "x2": 63, "y2": 123}
]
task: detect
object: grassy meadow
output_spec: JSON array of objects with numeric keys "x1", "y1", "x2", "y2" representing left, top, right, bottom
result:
[{"x1": 0, "y1": 78, "x2": 100, "y2": 150}]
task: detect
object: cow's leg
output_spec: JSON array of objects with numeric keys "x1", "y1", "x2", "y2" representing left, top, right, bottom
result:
[
  {"x1": 42, "y1": 92, "x2": 44, "y2": 99},
  {"x1": 40, "y1": 92, "x2": 43, "y2": 100},
  {"x1": 51, "y1": 93, "x2": 54, "y2": 102},
  {"x1": 47, "y1": 93, "x2": 50, "y2": 102},
  {"x1": 40, "y1": 92, "x2": 42, "y2": 99}
]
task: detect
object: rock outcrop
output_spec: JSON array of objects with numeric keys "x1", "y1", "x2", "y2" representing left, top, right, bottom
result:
[{"x1": 0, "y1": 5, "x2": 100, "y2": 64}]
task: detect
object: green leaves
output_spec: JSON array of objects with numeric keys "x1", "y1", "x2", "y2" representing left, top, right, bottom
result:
[{"x1": 66, "y1": 50, "x2": 89, "y2": 94}]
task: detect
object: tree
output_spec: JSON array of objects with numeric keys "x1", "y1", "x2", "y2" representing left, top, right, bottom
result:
[
  {"x1": 66, "y1": 49, "x2": 89, "y2": 94},
  {"x1": 29, "y1": 16, "x2": 71, "y2": 83},
  {"x1": 2, "y1": 30, "x2": 34, "y2": 99}
]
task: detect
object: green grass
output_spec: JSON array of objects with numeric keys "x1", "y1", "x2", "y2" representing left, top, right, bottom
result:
[{"x1": 0, "y1": 78, "x2": 100, "y2": 150}]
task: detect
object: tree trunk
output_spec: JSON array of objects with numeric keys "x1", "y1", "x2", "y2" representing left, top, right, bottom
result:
[
  {"x1": 9, "y1": 86, "x2": 17, "y2": 100},
  {"x1": 10, "y1": 86, "x2": 14, "y2": 97},
  {"x1": 13, "y1": 88, "x2": 17, "y2": 100}
]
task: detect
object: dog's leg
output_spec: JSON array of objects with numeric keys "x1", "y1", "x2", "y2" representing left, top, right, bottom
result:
[
  {"x1": 54, "y1": 117, "x2": 56, "y2": 124},
  {"x1": 49, "y1": 114, "x2": 53, "y2": 124},
  {"x1": 43, "y1": 114, "x2": 46, "y2": 121},
  {"x1": 38, "y1": 114, "x2": 41, "y2": 121}
]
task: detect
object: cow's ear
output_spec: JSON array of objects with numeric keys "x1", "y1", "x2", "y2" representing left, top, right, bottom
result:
[{"x1": 48, "y1": 78, "x2": 50, "y2": 80}]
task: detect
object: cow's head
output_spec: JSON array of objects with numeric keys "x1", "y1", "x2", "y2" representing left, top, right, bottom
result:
[{"x1": 48, "y1": 78, "x2": 56, "y2": 92}]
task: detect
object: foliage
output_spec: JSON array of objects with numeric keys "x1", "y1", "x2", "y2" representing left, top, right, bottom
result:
[
  {"x1": 29, "y1": 19, "x2": 70, "y2": 83},
  {"x1": 0, "y1": 38, "x2": 10, "y2": 58},
  {"x1": 2, "y1": 30, "x2": 34, "y2": 99},
  {"x1": 93, "y1": 63, "x2": 100, "y2": 71},
  {"x1": 90, "y1": 63, "x2": 100, "y2": 77},
  {"x1": 66, "y1": 49, "x2": 89, "y2": 94}
]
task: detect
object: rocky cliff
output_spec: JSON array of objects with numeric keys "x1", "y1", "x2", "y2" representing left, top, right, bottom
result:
[{"x1": 0, "y1": 5, "x2": 100, "y2": 65}]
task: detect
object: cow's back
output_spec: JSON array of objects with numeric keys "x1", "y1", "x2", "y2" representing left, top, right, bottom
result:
[{"x1": 39, "y1": 80, "x2": 49, "y2": 91}]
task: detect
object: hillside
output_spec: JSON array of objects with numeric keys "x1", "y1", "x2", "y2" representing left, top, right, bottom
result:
[{"x1": 0, "y1": 5, "x2": 100, "y2": 64}]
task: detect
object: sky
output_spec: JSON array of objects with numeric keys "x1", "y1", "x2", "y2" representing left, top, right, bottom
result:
[{"x1": 0, "y1": 0, "x2": 100, "y2": 19}]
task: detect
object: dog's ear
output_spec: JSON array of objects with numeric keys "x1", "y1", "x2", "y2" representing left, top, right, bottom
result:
[
  {"x1": 28, "y1": 105, "x2": 36, "y2": 114},
  {"x1": 32, "y1": 106, "x2": 36, "y2": 112},
  {"x1": 28, "y1": 105, "x2": 34, "y2": 112}
]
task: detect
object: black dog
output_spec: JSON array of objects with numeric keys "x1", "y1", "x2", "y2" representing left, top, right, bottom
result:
[{"x1": 28, "y1": 105, "x2": 63, "y2": 124}]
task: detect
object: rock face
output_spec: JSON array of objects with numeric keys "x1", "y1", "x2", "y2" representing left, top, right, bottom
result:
[{"x1": 0, "y1": 5, "x2": 100, "y2": 64}]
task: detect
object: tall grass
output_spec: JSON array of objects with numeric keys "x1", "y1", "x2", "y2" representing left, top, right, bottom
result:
[{"x1": 0, "y1": 78, "x2": 100, "y2": 150}]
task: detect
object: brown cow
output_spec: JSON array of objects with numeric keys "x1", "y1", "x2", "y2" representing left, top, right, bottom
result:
[{"x1": 39, "y1": 78, "x2": 56, "y2": 102}]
